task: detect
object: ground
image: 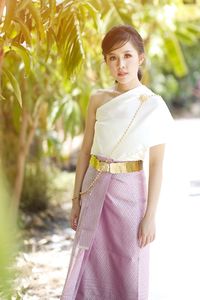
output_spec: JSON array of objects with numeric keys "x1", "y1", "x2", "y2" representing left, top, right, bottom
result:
[{"x1": 8, "y1": 118, "x2": 200, "y2": 300}]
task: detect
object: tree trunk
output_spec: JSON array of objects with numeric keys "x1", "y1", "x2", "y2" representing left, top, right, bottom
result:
[{"x1": 10, "y1": 109, "x2": 38, "y2": 222}]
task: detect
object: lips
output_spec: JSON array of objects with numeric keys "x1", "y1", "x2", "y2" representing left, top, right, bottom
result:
[{"x1": 118, "y1": 72, "x2": 128, "y2": 76}]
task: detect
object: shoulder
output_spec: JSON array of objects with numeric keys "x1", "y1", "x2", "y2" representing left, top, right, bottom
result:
[
  {"x1": 89, "y1": 87, "x2": 119, "y2": 108},
  {"x1": 142, "y1": 87, "x2": 168, "y2": 108},
  {"x1": 90, "y1": 87, "x2": 117, "y2": 98},
  {"x1": 141, "y1": 87, "x2": 173, "y2": 118},
  {"x1": 144, "y1": 90, "x2": 174, "y2": 124},
  {"x1": 88, "y1": 89, "x2": 106, "y2": 109}
]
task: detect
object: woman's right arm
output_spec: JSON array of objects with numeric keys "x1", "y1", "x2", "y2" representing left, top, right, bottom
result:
[{"x1": 71, "y1": 92, "x2": 98, "y2": 206}]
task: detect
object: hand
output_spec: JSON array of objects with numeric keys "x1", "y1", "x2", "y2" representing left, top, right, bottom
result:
[
  {"x1": 138, "y1": 215, "x2": 156, "y2": 248},
  {"x1": 70, "y1": 201, "x2": 81, "y2": 231}
]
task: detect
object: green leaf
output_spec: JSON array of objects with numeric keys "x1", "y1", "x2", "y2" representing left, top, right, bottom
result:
[
  {"x1": 3, "y1": 0, "x2": 17, "y2": 32},
  {"x1": 186, "y1": 23, "x2": 200, "y2": 35},
  {"x1": 2, "y1": 67, "x2": 22, "y2": 107},
  {"x1": 13, "y1": 17, "x2": 32, "y2": 45},
  {"x1": 5, "y1": 21, "x2": 20, "y2": 39},
  {"x1": 81, "y1": 1, "x2": 100, "y2": 30},
  {"x1": 58, "y1": 7, "x2": 85, "y2": 77},
  {"x1": 163, "y1": 34, "x2": 188, "y2": 77},
  {"x1": 45, "y1": 28, "x2": 56, "y2": 61},
  {"x1": 176, "y1": 31, "x2": 196, "y2": 46},
  {"x1": 27, "y1": 2, "x2": 45, "y2": 40},
  {"x1": 52, "y1": 101, "x2": 67, "y2": 124},
  {"x1": 11, "y1": 42, "x2": 31, "y2": 76},
  {"x1": 17, "y1": 0, "x2": 31, "y2": 12},
  {"x1": 12, "y1": 97, "x2": 21, "y2": 132},
  {"x1": 0, "y1": 94, "x2": 6, "y2": 101},
  {"x1": 49, "y1": 0, "x2": 56, "y2": 18}
]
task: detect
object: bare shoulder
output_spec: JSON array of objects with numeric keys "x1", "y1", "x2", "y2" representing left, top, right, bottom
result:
[{"x1": 90, "y1": 87, "x2": 121, "y2": 110}]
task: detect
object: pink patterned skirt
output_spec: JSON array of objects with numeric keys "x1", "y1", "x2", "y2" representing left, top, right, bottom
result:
[{"x1": 60, "y1": 155, "x2": 150, "y2": 300}]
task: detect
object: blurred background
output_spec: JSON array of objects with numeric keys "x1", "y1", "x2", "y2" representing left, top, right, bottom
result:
[{"x1": 0, "y1": 0, "x2": 200, "y2": 299}]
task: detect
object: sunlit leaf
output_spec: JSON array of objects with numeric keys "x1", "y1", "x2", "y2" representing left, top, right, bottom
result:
[
  {"x1": 27, "y1": 2, "x2": 45, "y2": 40},
  {"x1": 49, "y1": 0, "x2": 56, "y2": 20},
  {"x1": 46, "y1": 28, "x2": 56, "y2": 61},
  {"x1": 11, "y1": 42, "x2": 31, "y2": 76},
  {"x1": 81, "y1": 1, "x2": 100, "y2": 30},
  {"x1": 164, "y1": 33, "x2": 188, "y2": 77},
  {"x1": 2, "y1": 0, "x2": 17, "y2": 32},
  {"x1": 13, "y1": 17, "x2": 32, "y2": 45},
  {"x1": 0, "y1": 94, "x2": 6, "y2": 101},
  {"x1": 5, "y1": 21, "x2": 20, "y2": 39},
  {"x1": 2, "y1": 67, "x2": 22, "y2": 107},
  {"x1": 17, "y1": 0, "x2": 31, "y2": 12}
]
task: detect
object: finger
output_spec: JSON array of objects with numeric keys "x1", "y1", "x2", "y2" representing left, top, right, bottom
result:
[
  {"x1": 71, "y1": 218, "x2": 78, "y2": 231},
  {"x1": 138, "y1": 229, "x2": 144, "y2": 247},
  {"x1": 137, "y1": 226, "x2": 142, "y2": 240},
  {"x1": 71, "y1": 220, "x2": 76, "y2": 230},
  {"x1": 140, "y1": 237, "x2": 144, "y2": 248},
  {"x1": 145, "y1": 236, "x2": 151, "y2": 246},
  {"x1": 72, "y1": 218, "x2": 78, "y2": 228},
  {"x1": 149, "y1": 235, "x2": 155, "y2": 244},
  {"x1": 71, "y1": 224, "x2": 77, "y2": 231},
  {"x1": 139, "y1": 235, "x2": 144, "y2": 248},
  {"x1": 149, "y1": 235, "x2": 154, "y2": 245},
  {"x1": 141, "y1": 235, "x2": 147, "y2": 248},
  {"x1": 148, "y1": 234, "x2": 154, "y2": 243},
  {"x1": 138, "y1": 231, "x2": 142, "y2": 247}
]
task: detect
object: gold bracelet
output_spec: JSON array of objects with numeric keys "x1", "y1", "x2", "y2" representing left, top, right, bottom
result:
[{"x1": 72, "y1": 194, "x2": 80, "y2": 201}]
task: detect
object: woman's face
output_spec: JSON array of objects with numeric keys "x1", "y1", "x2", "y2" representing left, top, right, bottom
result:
[{"x1": 105, "y1": 40, "x2": 144, "y2": 84}]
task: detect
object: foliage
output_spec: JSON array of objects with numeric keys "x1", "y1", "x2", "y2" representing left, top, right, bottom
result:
[{"x1": 20, "y1": 163, "x2": 52, "y2": 212}]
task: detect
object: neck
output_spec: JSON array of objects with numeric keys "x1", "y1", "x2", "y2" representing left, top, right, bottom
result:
[{"x1": 115, "y1": 80, "x2": 142, "y2": 93}]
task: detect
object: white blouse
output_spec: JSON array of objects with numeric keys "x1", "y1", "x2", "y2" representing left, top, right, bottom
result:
[{"x1": 90, "y1": 84, "x2": 174, "y2": 161}]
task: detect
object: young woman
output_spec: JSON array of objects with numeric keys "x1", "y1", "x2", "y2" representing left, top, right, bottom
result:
[{"x1": 60, "y1": 24, "x2": 174, "y2": 300}]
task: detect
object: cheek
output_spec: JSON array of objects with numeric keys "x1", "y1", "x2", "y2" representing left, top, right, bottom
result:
[
  {"x1": 127, "y1": 58, "x2": 140, "y2": 70},
  {"x1": 130, "y1": 56, "x2": 139, "y2": 64},
  {"x1": 107, "y1": 62, "x2": 117, "y2": 73}
]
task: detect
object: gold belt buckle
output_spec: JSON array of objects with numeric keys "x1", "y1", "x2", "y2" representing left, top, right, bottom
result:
[
  {"x1": 109, "y1": 162, "x2": 124, "y2": 173},
  {"x1": 99, "y1": 160, "x2": 110, "y2": 172},
  {"x1": 90, "y1": 155, "x2": 143, "y2": 174},
  {"x1": 109, "y1": 162, "x2": 115, "y2": 173}
]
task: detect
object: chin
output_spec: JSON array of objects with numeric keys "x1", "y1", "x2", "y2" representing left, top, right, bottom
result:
[{"x1": 116, "y1": 77, "x2": 132, "y2": 84}]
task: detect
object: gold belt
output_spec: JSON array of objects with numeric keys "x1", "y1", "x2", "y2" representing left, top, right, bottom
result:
[{"x1": 89, "y1": 154, "x2": 143, "y2": 174}]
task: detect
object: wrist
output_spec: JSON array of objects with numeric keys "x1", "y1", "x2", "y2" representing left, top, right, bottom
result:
[
  {"x1": 144, "y1": 210, "x2": 156, "y2": 220},
  {"x1": 72, "y1": 194, "x2": 81, "y2": 202}
]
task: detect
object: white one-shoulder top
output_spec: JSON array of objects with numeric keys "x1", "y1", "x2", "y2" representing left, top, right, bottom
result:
[{"x1": 90, "y1": 84, "x2": 174, "y2": 161}]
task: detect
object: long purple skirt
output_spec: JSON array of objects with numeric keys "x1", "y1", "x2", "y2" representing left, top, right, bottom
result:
[{"x1": 60, "y1": 155, "x2": 150, "y2": 300}]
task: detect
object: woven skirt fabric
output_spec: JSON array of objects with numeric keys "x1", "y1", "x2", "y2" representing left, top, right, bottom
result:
[{"x1": 60, "y1": 155, "x2": 150, "y2": 300}]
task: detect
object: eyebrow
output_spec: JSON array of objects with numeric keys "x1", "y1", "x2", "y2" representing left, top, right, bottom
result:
[{"x1": 108, "y1": 50, "x2": 133, "y2": 55}]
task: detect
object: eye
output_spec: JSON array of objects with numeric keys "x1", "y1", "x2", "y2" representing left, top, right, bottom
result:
[
  {"x1": 109, "y1": 56, "x2": 116, "y2": 61},
  {"x1": 125, "y1": 53, "x2": 132, "y2": 58}
]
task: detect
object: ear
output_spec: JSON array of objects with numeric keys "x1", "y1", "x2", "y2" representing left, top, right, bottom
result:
[
  {"x1": 104, "y1": 55, "x2": 108, "y2": 64},
  {"x1": 139, "y1": 53, "x2": 145, "y2": 65}
]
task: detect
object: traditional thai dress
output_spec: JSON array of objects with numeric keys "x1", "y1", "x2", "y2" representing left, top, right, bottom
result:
[{"x1": 60, "y1": 84, "x2": 174, "y2": 300}]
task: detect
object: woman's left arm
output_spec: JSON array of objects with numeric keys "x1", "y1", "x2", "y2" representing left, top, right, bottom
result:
[{"x1": 138, "y1": 143, "x2": 165, "y2": 248}]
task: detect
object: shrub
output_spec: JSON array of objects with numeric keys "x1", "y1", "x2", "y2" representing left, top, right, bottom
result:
[{"x1": 20, "y1": 163, "x2": 51, "y2": 213}]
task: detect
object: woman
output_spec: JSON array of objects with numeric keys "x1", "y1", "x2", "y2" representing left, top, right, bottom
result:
[{"x1": 60, "y1": 25, "x2": 174, "y2": 300}]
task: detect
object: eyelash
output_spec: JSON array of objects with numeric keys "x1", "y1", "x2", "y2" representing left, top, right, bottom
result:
[{"x1": 109, "y1": 54, "x2": 132, "y2": 61}]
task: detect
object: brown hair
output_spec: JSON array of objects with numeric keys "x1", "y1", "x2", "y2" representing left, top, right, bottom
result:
[{"x1": 101, "y1": 24, "x2": 144, "y2": 81}]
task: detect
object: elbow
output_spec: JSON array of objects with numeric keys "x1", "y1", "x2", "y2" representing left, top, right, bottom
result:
[
  {"x1": 80, "y1": 145, "x2": 92, "y2": 157},
  {"x1": 149, "y1": 160, "x2": 163, "y2": 171}
]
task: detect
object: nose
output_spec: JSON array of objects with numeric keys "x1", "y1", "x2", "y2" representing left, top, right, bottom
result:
[{"x1": 117, "y1": 57, "x2": 125, "y2": 68}]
